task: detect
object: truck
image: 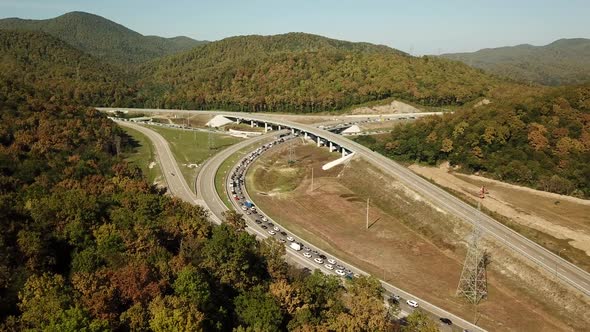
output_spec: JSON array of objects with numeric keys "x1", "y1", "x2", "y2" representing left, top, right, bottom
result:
[
  {"x1": 289, "y1": 242, "x2": 301, "y2": 251},
  {"x1": 244, "y1": 201, "x2": 254, "y2": 208}
]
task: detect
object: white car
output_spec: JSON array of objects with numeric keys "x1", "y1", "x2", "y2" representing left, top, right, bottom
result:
[
  {"x1": 241, "y1": 205, "x2": 247, "y2": 211},
  {"x1": 261, "y1": 216, "x2": 268, "y2": 222},
  {"x1": 335, "y1": 269, "x2": 346, "y2": 276},
  {"x1": 327, "y1": 259, "x2": 336, "y2": 265},
  {"x1": 268, "y1": 230, "x2": 276, "y2": 235},
  {"x1": 303, "y1": 252, "x2": 312, "y2": 258},
  {"x1": 314, "y1": 258, "x2": 324, "y2": 264},
  {"x1": 273, "y1": 226, "x2": 279, "y2": 231},
  {"x1": 406, "y1": 300, "x2": 419, "y2": 308},
  {"x1": 324, "y1": 264, "x2": 334, "y2": 270},
  {"x1": 286, "y1": 236, "x2": 294, "y2": 242}
]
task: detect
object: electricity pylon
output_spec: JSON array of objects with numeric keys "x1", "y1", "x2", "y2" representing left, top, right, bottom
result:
[{"x1": 456, "y1": 227, "x2": 488, "y2": 305}]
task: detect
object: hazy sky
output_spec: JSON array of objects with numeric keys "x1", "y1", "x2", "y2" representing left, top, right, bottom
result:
[{"x1": 0, "y1": 0, "x2": 588, "y2": 55}]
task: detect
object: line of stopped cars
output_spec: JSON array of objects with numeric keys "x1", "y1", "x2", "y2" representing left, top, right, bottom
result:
[
  {"x1": 225, "y1": 134, "x2": 455, "y2": 325},
  {"x1": 228, "y1": 134, "x2": 357, "y2": 279}
]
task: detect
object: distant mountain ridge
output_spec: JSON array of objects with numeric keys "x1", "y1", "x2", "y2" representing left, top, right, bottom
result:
[
  {"x1": 138, "y1": 32, "x2": 496, "y2": 111},
  {"x1": 0, "y1": 29, "x2": 136, "y2": 106},
  {"x1": 441, "y1": 38, "x2": 590, "y2": 86},
  {"x1": 0, "y1": 11, "x2": 207, "y2": 65}
]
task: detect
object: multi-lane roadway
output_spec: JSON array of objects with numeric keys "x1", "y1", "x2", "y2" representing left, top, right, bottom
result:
[
  {"x1": 117, "y1": 119, "x2": 482, "y2": 331},
  {"x1": 111, "y1": 108, "x2": 590, "y2": 297}
]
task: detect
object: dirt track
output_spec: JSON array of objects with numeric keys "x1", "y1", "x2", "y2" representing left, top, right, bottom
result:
[{"x1": 410, "y1": 163, "x2": 590, "y2": 261}]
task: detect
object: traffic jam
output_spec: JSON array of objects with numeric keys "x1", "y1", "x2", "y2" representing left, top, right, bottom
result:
[
  {"x1": 227, "y1": 134, "x2": 357, "y2": 279},
  {"x1": 226, "y1": 133, "x2": 431, "y2": 321}
]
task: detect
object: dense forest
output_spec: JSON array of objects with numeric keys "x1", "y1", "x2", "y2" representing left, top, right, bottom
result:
[
  {"x1": 0, "y1": 30, "x2": 137, "y2": 107},
  {"x1": 0, "y1": 11, "x2": 207, "y2": 65},
  {"x1": 0, "y1": 95, "x2": 439, "y2": 330},
  {"x1": 138, "y1": 33, "x2": 497, "y2": 112},
  {"x1": 356, "y1": 84, "x2": 590, "y2": 197},
  {"x1": 442, "y1": 38, "x2": 590, "y2": 86}
]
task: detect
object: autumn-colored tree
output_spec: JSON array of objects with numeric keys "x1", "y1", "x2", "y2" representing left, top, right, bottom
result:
[
  {"x1": 18, "y1": 273, "x2": 71, "y2": 329},
  {"x1": 527, "y1": 123, "x2": 549, "y2": 151},
  {"x1": 222, "y1": 210, "x2": 246, "y2": 231},
  {"x1": 110, "y1": 263, "x2": 166, "y2": 305},
  {"x1": 259, "y1": 237, "x2": 288, "y2": 280},
  {"x1": 401, "y1": 309, "x2": 439, "y2": 332},
  {"x1": 148, "y1": 295, "x2": 205, "y2": 332},
  {"x1": 269, "y1": 279, "x2": 304, "y2": 315}
]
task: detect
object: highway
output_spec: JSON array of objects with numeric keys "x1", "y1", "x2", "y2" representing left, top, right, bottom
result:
[
  {"x1": 216, "y1": 111, "x2": 590, "y2": 298},
  {"x1": 116, "y1": 119, "x2": 482, "y2": 331},
  {"x1": 214, "y1": 135, "x2": 482, "y2": 332},
  {"x1": 117, "y1": 121, "x2": 198, "y2": 205},
  {"x1": 109, "y1": 108, "x2": 590, "y2": 297}
]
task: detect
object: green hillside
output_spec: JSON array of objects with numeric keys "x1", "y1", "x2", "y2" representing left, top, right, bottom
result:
[
  {"x1": 0, "y1": 11, "x2": 207, "y2": 65},
  {"x1": 138, "y1": 32, "x2": 499, "y2": 111},
  {"x1": 441, "y1": 38, "x2": 590, "y2": 86},
  {"x1": 0, "y1": 30, "x2": 136, "y2": 106},
  {"x1": 357, "y1": 84, "x2": 590, "y2": 197}
]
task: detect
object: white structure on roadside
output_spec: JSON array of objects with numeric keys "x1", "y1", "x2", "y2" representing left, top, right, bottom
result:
[
  {"x1": 206, "y1": 115, "x2": 234, "y2": 128},
  {"x1": 341, "y1": 125, "x2": 361, "y2": 135}
]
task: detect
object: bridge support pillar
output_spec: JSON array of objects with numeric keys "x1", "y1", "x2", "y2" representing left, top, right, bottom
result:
[
  {"x1": 329, "y1": 141, "x2": 334, "y2": 152},
  {"x1": 317, "y1": 137, "x2": 321, "y2": 147},
  {"x1": 278, "y1": 125, "x2": 282, "y2": 131},
  {"x1": 291, "y1": 128, "x2": 295, "y2": 134},
  {"x1": 237, "y1": 118, "x2": 241, "y2": 124},
  {"x1": 304, "y1": 132, "x2": 308, "y2": 139},
  {"x1": 342, "y1": 148, "x2": 347, "y2": 157},
  {"x1": 264, "y1": 122, "x2": 268, "y2": 133}
]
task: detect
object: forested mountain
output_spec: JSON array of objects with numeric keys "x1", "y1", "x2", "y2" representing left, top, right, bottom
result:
[
  {"x1": 138, "y1": 33, "x2": 499, "y2": 111},
  {"x1": 0, "y1": 30, "x2": 137, "y2": 106},
  {"x1": 0, "y1": 11, "x2": 207, "y2": 65},
  {"x1": 357, "y1": 84, "x2": 590, "y2": 197},
  {"x1": 441, "y1": 38, "x2": 590, "y2": 86}
]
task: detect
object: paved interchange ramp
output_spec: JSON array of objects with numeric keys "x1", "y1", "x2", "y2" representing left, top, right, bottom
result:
[
  {"x1": 107, "y1": 108, "x2": 590, "y2": 300},
  {"x1": 114, "y1": 118, "x2": 483, "y2": 331}
]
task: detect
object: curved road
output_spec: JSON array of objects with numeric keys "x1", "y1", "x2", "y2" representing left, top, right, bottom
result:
[
  {"x1": 117, "y1": 120, "x2": 482, "y2": 331},
  {"x1": 216, "y1": 112, "x2": 590, "y2": 297},
  {"x1": 111, "y1": 109, "x2": 590, "y2": 297}
]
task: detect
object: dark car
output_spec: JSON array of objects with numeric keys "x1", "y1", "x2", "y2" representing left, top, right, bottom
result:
[
  {"x1": 255, "y1": 219, "x2": 262, "y2": 224},
  {"x1": 261, "y1": 225, "x2": 268, "y2": 229},
  {"x1": 439, "y1": 318, "x2": 452, "y2": 325},
  {"x1": 280, "y1": 231, "x2": 287, "y2": 236},
  {"x1": 319, "y1": 254, "x2": 327, "y2": 260}
]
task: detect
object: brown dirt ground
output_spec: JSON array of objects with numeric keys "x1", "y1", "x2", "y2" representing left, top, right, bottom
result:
[
  {"x1": 410, "y1": 163, "x2": 590, "y2": 271},
  {"x1": 359, "y1": 120, "x2": 411, "y2": 131},
  {"x1": 246, "y1": 141, "x2": 590, "y2": 332}
]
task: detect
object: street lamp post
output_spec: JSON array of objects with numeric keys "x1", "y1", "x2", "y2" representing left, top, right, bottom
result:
[{"x1": 555, "y1": 248, "x2": 566, "y2": 279}]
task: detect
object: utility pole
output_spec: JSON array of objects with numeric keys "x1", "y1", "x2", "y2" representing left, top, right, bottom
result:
[
  {"x1": 288, "y1": 140, "x2": 294, "y2": 164},
  {"x1": 556, "y1": 248, "x2": 566, "y2": 279},
  {"x1": 366, "y1": 197, "x2": 370, "y2": 230}
]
